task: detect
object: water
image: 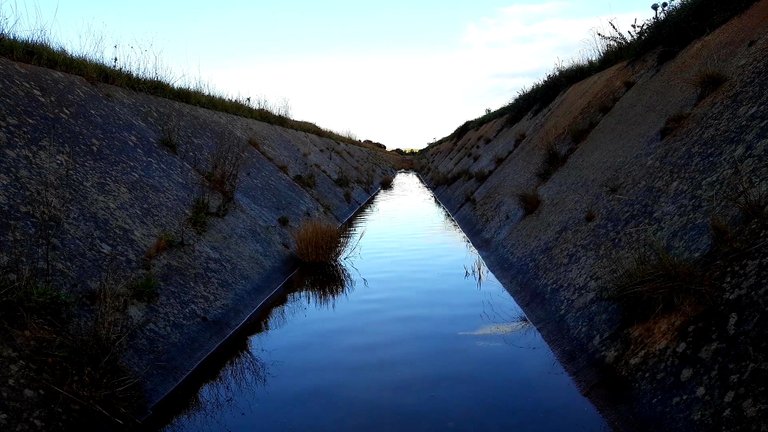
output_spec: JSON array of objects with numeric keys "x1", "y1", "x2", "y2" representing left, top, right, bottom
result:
[{"x1": 162, "y1": 172, "x2": 608, "y2": 431}]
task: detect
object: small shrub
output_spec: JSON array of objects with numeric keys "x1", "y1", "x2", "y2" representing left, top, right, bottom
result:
[
  {"x1": 159, "y1": 124, "x2": 178, "y2": 153},
  {"x1": 517, "y1": 191, "x2": 541, "y2": 216},
  {"x1": 293, "y1": 220, "x2": 350, "y2": 264},
  {"x1": 585, "y1": 210, "x2": 597, "y2": 223},
  {"x1": 431, "y1": 172, "x2": 449, "y2": 187},
  {"x1": 709, "y1": 216, "x2": 735, "y2": 250},
  {"x1": 0, "y1": 274, "x2": 72, "y2": 325},
  {"x1": 334, "y1": 174, "x2": 351, "y2": 188},
  {"x1": 570, "y1": 121, "x2": 596, "y2": 144},
  {"x1": 660, "y1": 112, "x2": 690, "y2": 139},
  {"x1": 278, "y1": 215, "x2": 290, "y2": 227},
  {"x1": 474, "y1": 170, "x2": 490, "y2": 182},
  {"x1": 145, "y1": 231, "x2": 178, "y2": 260},
  {"x1": 188, "y1": 196, "x2": 210, "y2": 234},
  {"x1": 204, "y1": 137, "x2": 245, "y2": 205},
  {"x1": 598, "y1": 102, "x2": 614, "y2": 115},
  {"x1": 607, "y1": 245, "x2": 711, "y2": 323},
  {"x1": 514, "y1": 132, "x2": 527, "y2": 147},
  {"x1": 129, "y1": 273, "x2": 159, "y2": 303},
  {"x1": 380, "y1": 175, "x2": 394, "y2": 189},
  {"x1": 293, "y1": 173, "x2": 317, "y2": 189},
  {"x1": 537, "y1": 145, "x2": 570, "y2": 182},
  {"x1": 448, "y1": 169, "x2": 472, "y2": 185},
  {"x1": 494, "y1": 154, "x2": 506, "y2": 167},
  {"x1": 695, "y1": 70, "x2": 729, "y2": 102},
  {"x1": 465, "y1": 193, "x2": 477, "y2": 206},
  {"x1": 343, "y1": 189, "x2": 352, "y2": 203},
  {"x1": 730, "y1": 176, "x2": 767, "y2": 223}
]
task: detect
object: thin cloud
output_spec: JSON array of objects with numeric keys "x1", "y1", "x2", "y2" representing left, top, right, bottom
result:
[{"x1": 208, "y1": 3, "x2": 648, "y2": 148}]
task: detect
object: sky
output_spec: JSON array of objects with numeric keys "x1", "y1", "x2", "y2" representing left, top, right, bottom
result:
[{"x1": 3, "y1": 1, "x2": 650, "y2": 149}]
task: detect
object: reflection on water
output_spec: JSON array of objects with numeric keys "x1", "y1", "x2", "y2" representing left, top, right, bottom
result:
[
  {"x1": 288, "y1": 264, "x2": 355, "y2": 309},
  {"x1": 162, "y1": 172, "x2": 609, "y2": 432}
]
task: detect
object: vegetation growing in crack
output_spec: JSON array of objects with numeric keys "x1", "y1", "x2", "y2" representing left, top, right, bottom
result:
[
  {"x1": 694, "y1": 70, "x2": 729, "y2": 102},
  {"x1": 517, "y1": 191, "x2": 542, "y2": 217},
  {"x1": 293, "y1": 220, "x2": 350, "y2": 264}
]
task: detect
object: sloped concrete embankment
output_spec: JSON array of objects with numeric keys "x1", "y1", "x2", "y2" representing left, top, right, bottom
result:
[
  {"x1": 421, "y1": 3, "x2": 768, "y2": 431},
  {"x1": 0, "y1": 56, "x2": 395, "y2": 408}
]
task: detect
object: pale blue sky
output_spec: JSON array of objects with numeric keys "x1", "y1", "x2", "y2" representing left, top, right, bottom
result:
[{"x1": 5, "y1": 1, "x2": 650, "y2": 148}]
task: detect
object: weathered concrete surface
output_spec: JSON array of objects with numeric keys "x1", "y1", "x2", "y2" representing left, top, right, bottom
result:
[
  {"x1": 422, "y1": 3, "x2": 768, "y2": 431},
  {"x1": 0, "y1": 56, "x2": 395, "y2": 410}
]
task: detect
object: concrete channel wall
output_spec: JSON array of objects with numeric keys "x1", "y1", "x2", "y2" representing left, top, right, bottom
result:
[
  {"x1": 0, "y1": 56, "x2": 395, "y2": 408},
  {"x1": 421, "y1": 3, "x2": 768, "y2": 431}
]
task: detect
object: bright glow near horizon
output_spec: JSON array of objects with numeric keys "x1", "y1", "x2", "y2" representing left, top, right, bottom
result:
[{"x1": 3, "y1": 1, "x2": 649, "y2": 149}]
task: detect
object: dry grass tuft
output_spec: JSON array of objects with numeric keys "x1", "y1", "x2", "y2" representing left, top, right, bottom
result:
[
  {"x1": 694, "y1": 70, "x2": 729, "y2": 102},
  {"x1": 293, "y1": 220, "x2": 350, "y2": 264},
  {"x1": 607, "y1": 245, "x2": 711, "y2": 323},
  {"x1": 660, "y1": 112, "x2": 690, "y2": 139},
  {"x1": 517, "y1": 191, "x2": 542, "y2": 216},
  {"x1": 380, "y1": 175, "x2": 394, "y2": 189}
]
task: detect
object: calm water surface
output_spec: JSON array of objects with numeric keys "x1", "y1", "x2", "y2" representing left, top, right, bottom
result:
[{"x1": 164, "y1": 172, "x2": 607, "y2": 431}]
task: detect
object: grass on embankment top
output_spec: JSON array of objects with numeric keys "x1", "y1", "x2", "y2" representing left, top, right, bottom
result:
[
  {"x1": 433, "y1": 0, "x2": 759, "y2": 147},
  {"x1": 0, "y1": 20, "x2": 361, "y2": 146}
]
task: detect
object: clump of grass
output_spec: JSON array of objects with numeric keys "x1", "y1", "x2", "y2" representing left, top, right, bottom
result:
[
  {"x1": 517, "y1": 191, "x2": 541, "y2": 216},
  {"x1": 158, "y1": 123, "x2": 178, "y2": 153},
  {"x1": 431, "y1": 172, "x2": 449, "y2": 187},
  {"x1": 447, "y1": 169, "x2": 471, "y2": 185},
  {"x1": 585, "y1": 210, "x2": 597, "y2": 223},
  {"x1": 607, "y1": 244, "x2": 711, "y2": 323},
  {"x1": 0, "y1": 263, "x2": 142, "y2": 428},
  {"x1": 494, "y1": 154, "x2": 506, "y2": 167},
  {"x1": 293, "y1": 173, "x2": 317, "y2": 189},
  {"x1": 660, "y1": 112, "x2": 690, "y2": 139},
  {"x1": 278, "y1": 215, "x2": 290, "y2": 227},
  {"x1": 570, "y1": 121, "x2": 597, "y2": 144},
  {"x1": 694, "y1": 70, "x2": 729, "y2": 102},
  {"x1": 334, "y1": 174, "x2": 351, "y2": 188},
  {"x1": 144, "y1": 231, "x2": 178, "y2": 261},
  {"x1": 0, "y1": 272, "x2": 72, "y2": 325},
  {"x1": 204, "y1": 137, "x2": 245, "y2": 209},
  {"x1": 709, "y1": 216, "x2": 735, "y2": 250},
  {"x1": 464, "y1": 193, "x2": 477, "y2": 206},
  {"x1": 67, "y1": 277, "x2": 142, "y2": 421},
  {"x1": 514, "y1": 132, "x2": 527, "y2": 147},
  {"x1": 730, "y1": 177, "x2": 767, "y2": 223},
  {"x1": 474, "y1": 170, "x2": 490, "y2": 183},
  {"x1": 343, "y1": 189, "x2": 352, "y2": 203},
  {"x1": 188, "y1": 196, "x2": 210, "y2": 234},
  {"x1": 380, "y1": 175, "x2": 394, "y2": 189},
  {"x1": 128, "y1": 272, "x2": 159, "y2": 303},
  {"x1": 537, "y1": 145, "x2": 570, "y2": 182},
  {"x1": 248, "y1": 137, "x2": 261, "y2": 151},
  {"x1": 293, "y1": 220, "x2": 350, "y2": 264}
]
